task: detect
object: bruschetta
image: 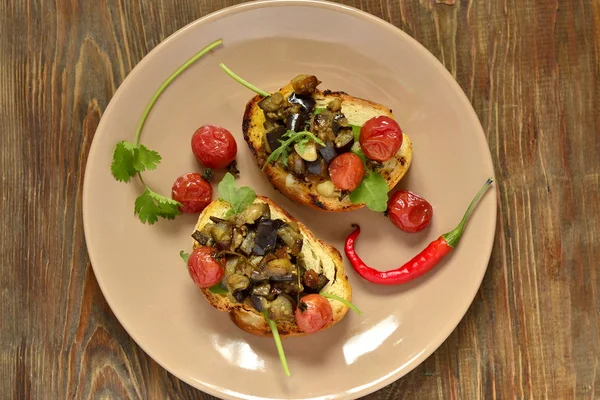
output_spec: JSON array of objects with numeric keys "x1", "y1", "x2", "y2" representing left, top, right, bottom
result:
[
  {"x1": 188, "y1": 195, "x2": 352, "y2": 338},
  {"x1": 242, "y1": 75, "x2": 413, "y2": 212}
]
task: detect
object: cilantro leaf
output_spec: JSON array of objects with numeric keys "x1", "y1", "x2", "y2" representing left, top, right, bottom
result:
[
  {"x1": 134, "y1": 188, "x2": 182, "y2": 224},
  {"x1": 133, "y1": 144, "x2": 162, "y2": 172},
  {"x1": 349, "y1": 171, "x2": 389, "y2": 212},
  {"x1": 217, "y1": 173, "x2": 256, "y2": 215},
  {"x1": 111, "y1": 141, "x2": 138, "y2": 182},
  {"x1": 179, "y1": 250, "x2": 190, "y2": 263}
]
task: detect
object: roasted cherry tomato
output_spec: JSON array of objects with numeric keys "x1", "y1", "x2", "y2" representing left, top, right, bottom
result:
[
  {"x1": 171, "y1": 172, "x2": 213, "y2": 213},
  {"x1": 187, "y1": 246, "x2": 224, "y2": 288},
  {"x1": 359, "y1": 116, "x2": 403, "y2": 162},
  {"x1": 295, "y1": 294, "x2": 333, "y2": 333},
  {"x1": 191, "y1": 124, "x2": 237, "y2": 169},
  {"x1": 387, "y1": 190, "x2": 433, "y2": 233},
  {"x1": 328, "y1": 153, "x2": 365, "y2": 191}
]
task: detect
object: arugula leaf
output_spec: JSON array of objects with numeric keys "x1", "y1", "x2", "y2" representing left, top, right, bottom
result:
[
  {"x1": 296, "y1": 137, "x2": 310, "y2": 154},
  {"x1": 179, "y1": 250, "x2": 190, "y2": 263},
  {"x1": 217, "y1": 173, "x2": 256, "y2": 215},
  {"x1": 350, "y1": 124, "x2": 362, "y2": 141},
  {"x1": 133, "y1": 144, "x2": 162, "y2": 172},
  {"x1": 313, "y1": 107, "x2": 326, "y2": 115},
  {"x1": 350, "y1": 142, "x2": 367, "y2": 166},
  {"x1": 209, "y1": 284, "x2": 228, "y2": 294},
  {"x1": 349, "y1": 171, "x2": 389, "y2": 212},
  {"x1": 134, "y1": 188, "x2": 182, "y2": 224},
  {"x1": 263, "y1": 310, "x2": 290, "y2": 376},
  {"x1": 111, "y1": 141, "x2": 138, "y2": 182},
  {"x1": 263, "y1": 130, "x2": 325, "y2": 170}
]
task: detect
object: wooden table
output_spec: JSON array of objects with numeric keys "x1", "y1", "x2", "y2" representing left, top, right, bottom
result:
[{"x1": 2, "y1": 1, "x2": 598, "y2": 399}]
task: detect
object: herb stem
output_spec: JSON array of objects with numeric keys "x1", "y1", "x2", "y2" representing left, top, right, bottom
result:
[
  {"x1": 321, "y1": 293, "x2": 363, "y2": 316},
  {"x1": 262, "y1": 131, "x2": 326, "y2": 170},
  {"x1": 137, "y1": 172, "x2": 148, "y2": 190},
  {"x1": 134, "y1": 39, "x2": 223, "y2": 146},
  {"x1": 219, "y1": 63, "x2": 270, "y2": 97},
  {"x1": 263, "y1": 311, "x2": 290, "y2": 376}
]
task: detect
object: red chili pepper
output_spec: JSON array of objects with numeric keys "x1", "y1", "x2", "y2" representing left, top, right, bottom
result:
[{"x1": 345, "y1": 178, "x2": 494, "y2": 285}]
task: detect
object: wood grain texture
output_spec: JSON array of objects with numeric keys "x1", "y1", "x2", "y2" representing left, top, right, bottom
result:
[{"x1": 1, "y1": 0, "x2": 598, "y2": 399}]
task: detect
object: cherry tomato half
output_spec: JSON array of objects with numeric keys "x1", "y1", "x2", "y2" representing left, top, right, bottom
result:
[
  {"x1": 171, "y1": 172, "x2": 213, "y2": 213},
  {"x1": 191, "y1": 124, "x2": 237, "y2": 169},
  {"x1": 387, "y1": 190, "x2": 433, "y2": 233},
  {"x1": 187, "y1": 246, "x2": 225, "y2": 288},
  {"x1": 359, "y1": 116, "x2": 403, "y2": 162},
  {"x1": 328, "y1": 153, "x2": 365, "y2": 191},
  {"x1": 295, "y1": 294, "x2": 333, "y2": 333}
]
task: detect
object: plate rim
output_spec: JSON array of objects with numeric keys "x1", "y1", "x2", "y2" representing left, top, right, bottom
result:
[{"x1": 82, "y1": 1, "x2": 498, "y2": 399}]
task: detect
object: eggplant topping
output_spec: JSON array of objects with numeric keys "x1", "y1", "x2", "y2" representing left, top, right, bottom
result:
[
  {"x1": 288, "y1": 152, "x2": 307, "y2": 176},
  {"x1": 318, "y1": 141, "x2": 337, "y2": 164},
  {"x1": 250, "y1": 268, "x2": 268, "y2": 282},
  {"x1": 253, "y1": 219, "x2": 284, "y2": 255},
  {"x1": 258, "y1": 253, "x2": 278, "y2": 269},
  {"x1": 227, "y1": 274, "x2": 251, "y2": 293},
  {"x1": 258, "y1": 92, "x2": 285, "y2": 112},
  {"x1": 236, "y1": 203, "x2": 270, "y2": 225},
  {"x1": 327, "y1": 98, "x2": 342, "y2": 112},
  {"x1": 291, "y1": 74, "x2": 321, "y2": 96},
  {"x1": 267, "y1": 294, "x2": 295, "y2": 320},
  {"x1": 334, "y1": 129, "x2": 354, "y2": 153},
  {"x1": 225, "y1": 257, "x2": 240, "y2": 277},
  {"x1": 252, "y1": 282, "x2": 271, "y2": 297},
  {"x1": 265, "y1": 126, "x2": 287, "y2": 154},
  {"x1": 277, "y1": 225, "x2": 303, "y2": 256},
  {"x1": 211, "y1": 220, "x2": 233, "y2": 250},
  {"x1": 233, "y1": 289, "x2": 250, "y2": 303},
  {"x1": 306, "y1": 157, "x2": 329, "y2": 178},
  {"x1": 232, "y1": 227, "x2": 244, "y2": 250},
  {"x1": 288, "y1": 92, "x2": 316, "y2": 113},
  {"x1": 239, "y1": 231, "x2": 256, "y2": 256},
  {"x1": 251, "y1": 295, "x2": 268, "y2": 312},
  {"x1": 313, "y1": 112, "x2": 335, "y2": 142},
  {"x1": 264, "y1": 258, "x2": 295, "y2": 281},
  {"x1": 302, "y1": 269, "x2": 330, "y2": 293},
  {"x1": 191, "y1": 230, "x2": 210, "y2": 246},
  {"x1": 286, "y1": 112, "x2": 309, "y2": 132}
]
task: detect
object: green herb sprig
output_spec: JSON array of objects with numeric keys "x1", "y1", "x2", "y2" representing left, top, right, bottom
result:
[
  {"x1": 219, "y1": 63, "x2": 269, "y2": 97},
  {"x1": 320, "y1": 293, "x2": 363, "y2": 316},
  {"x1": 263, "y1": 131, "x2": 325, "y2": 170},
  {"x1": 110, "y1": 39, "x2": 223, "y2": 224},
  {"x1": 263, "y1": 310, "x2": 290, "y2": 377}
]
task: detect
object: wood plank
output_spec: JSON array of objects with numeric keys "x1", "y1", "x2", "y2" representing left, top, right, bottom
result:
[{"x1": 0, "y1": 0, "x2": 598, "y2": 398}]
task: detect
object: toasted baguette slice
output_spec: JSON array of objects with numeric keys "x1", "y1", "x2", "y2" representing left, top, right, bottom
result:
[
  {"x1": 243, "y1": 83, "x2": 413, "y2": 212},
  {"x1": 192, "y1": 196, "x2": 352, "y2": 338}
]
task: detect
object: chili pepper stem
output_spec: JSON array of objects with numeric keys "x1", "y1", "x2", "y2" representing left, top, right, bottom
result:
[{"x1": 442, "y1": 178, "x2": 494, "y2": 248}]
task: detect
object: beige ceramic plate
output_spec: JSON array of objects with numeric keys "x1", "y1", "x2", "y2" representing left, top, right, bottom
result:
[{"x1": 83, "y1": 1, "x2": 497, "y2": 399}]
